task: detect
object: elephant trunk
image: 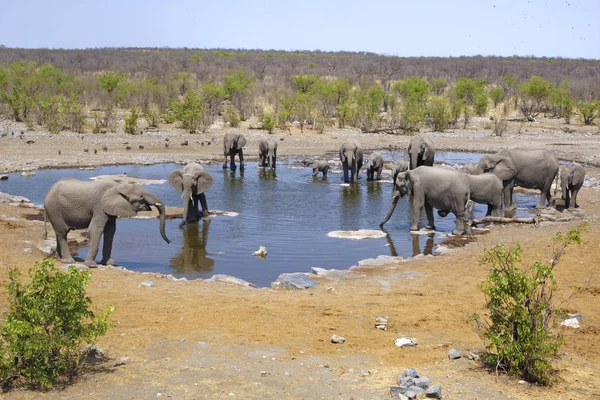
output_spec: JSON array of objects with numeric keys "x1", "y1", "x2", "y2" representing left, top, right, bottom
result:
[
  {"x1": 410, "y1": 149, "x2": 419, "y2": 170},
  {"x1": 561, "y1": 177, "x2": 568, "y2": 201},
  {"x1": 380, "y1": 195, "x2": 400, "y2": 227},
  {"x1": 181, "y1": 190, "x2": 192, "y2": 228},
  {"x1": 144, "y1": 193, "x2": 171, "y2": 244}
]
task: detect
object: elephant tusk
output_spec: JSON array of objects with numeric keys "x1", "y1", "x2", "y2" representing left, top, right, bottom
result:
[{"x1": 155, "y1": 202, "x2": 163, "y2": 206}]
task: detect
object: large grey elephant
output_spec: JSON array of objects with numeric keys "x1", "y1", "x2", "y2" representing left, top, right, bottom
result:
[
  {"x1": 339, "y1": 139, "x2": 363, "y2": 183},
  {"x1": 464, "y1": 173, "x2": 503, "y2": 217},
  {"x1": 474, "y1": 149, "x2": 559, "y2": 209},
  {"x1": 408, "y1": 136, "x2": 435, "y2": 170},
  {"x1": 380, "y1": 166, "x2": 470, "y2": 235},
  {"x1": 223, "y1": 132, "x2": 247, "y2": 170},
  {"x1": 168, "y1": 162, "x2": 214, "y2": 228},
  {"x1": 258, "y1": 138, "x2": 277, "y2": 170},
  {"x1": 365, "y1": 152, "x2": 384, "y2": 181},
  {"x1": 560, "y1": 162, "x2": 585, "y2": 209},
  {"x1": 44, "y1": 179, "x2": 170, "y2": 267}
]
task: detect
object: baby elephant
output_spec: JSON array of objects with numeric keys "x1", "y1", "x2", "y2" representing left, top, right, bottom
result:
[
  {"x1": 258, "y1": 138, "x2": 277, "y2": 170},
  {"x1": 365, "y1": 152, "x2": 384, "y2": 181},
  {"x1": 391, "y1": 160, "x2": 408, "y2": 183},
  {"x1": 560, "y1": 162, "x2": 585, "y2": 209},
  {"x1": 309, "y1": 160, "x2": 331, "y2": 177}
]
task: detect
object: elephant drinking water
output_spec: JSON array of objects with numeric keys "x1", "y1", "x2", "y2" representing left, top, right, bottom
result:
[
  {"x1": 339, "y1": 139, "x2": 363, "y2": 183},
  {"x1": 44, "y1": 179, "x2": 171, "y2": 267},
  {"x1": 259, "y1": 138, "x2": 277, "y2": 170},
  {"x1": 168, "y1": 162, "x2": 214, "y2": 228}
]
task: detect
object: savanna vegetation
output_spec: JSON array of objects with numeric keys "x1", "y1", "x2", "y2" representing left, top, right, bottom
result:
[{"x1": 0, "y1": 47, "x2": 599, "y2": 135}]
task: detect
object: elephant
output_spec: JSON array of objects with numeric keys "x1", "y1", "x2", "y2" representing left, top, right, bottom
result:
[
  {"x1": 309, "y1": 159, "x2": 331, "y2": 177},
  {"x1": 168, "y1": 162, "x2": 214, "y2": 228},
  {"x1": 391, "y1": 160, "x2": 408, "y2": 183},
  {"x1": 380, "y1": 166, "x2": 471, "y2": 235},
  {"x1": 408, "y1": 136, "x2": 435, "y2": 170},
  {"x1": 474, "y1": 149, "x2": 559, "y2": 209},
  {"x1": 463, "y1": 173, "x2": 503, "y2": 217},
  {"x1": 44, "y1": 179, "x2": 170, "y2": 267},
  {"x1": 560, "y1": 162, "x2": 585, "y2": 209},
  {"x1": 365, "y1": 152, "x2": 384, "y2": 181},
  {"x1": 223, "y1": 132, "x2": 247, "y2": 170},
  {"x1": 258, "y1": 138, "x2": 277, "y2": 170},
  {"x1": 339, "y1": 139, "x2": 363, "y2": 183}
]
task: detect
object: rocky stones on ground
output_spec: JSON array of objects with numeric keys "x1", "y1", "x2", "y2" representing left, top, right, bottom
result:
[
  {"x1": 561, "y1": 317, "x2": 580, "y2": 328},
  {"x1": 61, "y1": 263, "x2": 90, "y2": 271},
  {"x1": 433, "y1": 245, "x2": 454, "y2": 256},
  {"x1": 0, "y1": 192, "x2": 31, "y2": 204},
  {"x1": 413, "y1": 376, "x2": 431, "y2": 389},
  {"x1": 357, "y1": 255, "x2": 405, "y2": 268},
  {"x1": 390, "y1": 368, "x2": 440, "y2": 399},
  {"x1": 375, "y1": 316, "x2": 388, "y2": 330},
  {"x1": 330, "y1": 335, "x2": 345, "y2": 344},
  {"x1": 466, "y1": 351, "x2": 480, "y2": 361},
  {"x1": 404, "y1": 367, "x2": 419, "y2": 378},
  {"x1": 139, "y1": 280, "x2": 155, "y2": 288},
  {"x1": 83, "y1": 345, "x2": 105, "y2": 362},
  {"x1": 271, "y1": 272, "x2": 317, "y2": 290},
  {"x1": 405, "y1": 386, "x2": 425, "y2": 399},
  {"x1": 20, "y1": 171, "x2": 36, "y2": 177},
  {"x1": 448, "y1": 348, "x2": 462, "y2": 359},
  {"x1": 207, "y1": 274, "x2": 257, "y2": 288}
]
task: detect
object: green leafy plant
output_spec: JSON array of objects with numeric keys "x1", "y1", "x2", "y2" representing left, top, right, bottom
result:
[
  {"x1": 260, "y1": 108, "x2": 276, "y2": 133},
  {"x1": 169, "y1": 90, "x2": 206, "y2": 133},
  {"x1": 470, "y1": 223, "x2": 587, "y2": 385},
  {"x1": 225, "y1": 105, "x2": 241, "y2": 128},
  {"x1": 426, "y1": 96, "x2": 450, "y2": 132},
  {"x1": 576, "y1": 100, "x2": 600, "y2": 125},
  {"x1": 0, "y1": 258, "x2": 114, "y2": 389},
  {"x1": 124, "y1": 108, "x2": 139, "y2": 134}
]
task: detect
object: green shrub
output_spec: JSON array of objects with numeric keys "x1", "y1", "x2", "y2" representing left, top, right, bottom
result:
[
  {"x1": 473, "y1": 90, "x2": 490, "y2": 116},
  {"x1": 260, "y1": 109, "x2": 276, "y2": 133},
  {"x1": 124, "y1": 108, "x2": 139, "y2": 134},
  {"x1": 225, "y1": 105, "x2": 241, "y2": 128},
  {"x1": 0, "y1": 258, "x2": 114, "y2": 389},
  {"x1": 489, "y1": 87, "x2": 504, "y2": 108},
  {"x1": 577, "y1": 100, "x2": 600, "y2": 125},
  {"x1": 470, "y1": 224, "x2": 586, "y2": 385},
  {"x1": 143, "y1": 104, "x2": 160, "y2": 128},
  {"x1": 426, "y1": 96, "x2": 450, "y2": 132},
  {"x1": 169, "y1": 90, "x2": 206, "y2": 133}
]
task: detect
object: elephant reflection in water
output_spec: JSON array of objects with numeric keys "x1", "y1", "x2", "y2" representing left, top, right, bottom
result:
[
  {"x1": 259, "y1": 168, "x2": 276, "y2": 181},
  {"x1": 169, "y1": 221, "x2": 214, "y2": 274},
  {"x1": 411, "y1": 233, "x2": 435, "y2": 257}
]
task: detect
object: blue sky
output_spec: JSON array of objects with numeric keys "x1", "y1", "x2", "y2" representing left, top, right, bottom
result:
[{"x1": 1, "y1": 0, "x2": 598, "y2": 58}]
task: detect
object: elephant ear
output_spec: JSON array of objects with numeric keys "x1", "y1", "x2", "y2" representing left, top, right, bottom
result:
[
  {"x1": 490, "y1": 155, "x2": 517, "y2": 181},
  {"x1": 101, "y1": 186, "x2": 137, "y2": 218},
  {"x1": 421, "y1": 144, "x2": 431, "y2": 161},
  {"x1": 236, "y1": 135, "x2": 247, "y2": 150},
  {"x1": 194, "y1": 171, "x2": 214, "y2": 194},
  {"x1": 168, "y1": 170, "x2": 184, "y2": 193}
]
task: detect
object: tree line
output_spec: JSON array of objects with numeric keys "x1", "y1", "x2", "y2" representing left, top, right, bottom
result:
[{"x1": 0, "y1": 47, "x2": 599, "y2": 135}]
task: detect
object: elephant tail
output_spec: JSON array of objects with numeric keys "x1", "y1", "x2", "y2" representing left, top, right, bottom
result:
[{"x1": 43, "y1": 208, "x2": 48, "y2": 240}]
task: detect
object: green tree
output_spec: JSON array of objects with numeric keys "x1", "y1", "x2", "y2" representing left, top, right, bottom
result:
[
  {"x1": 223, "y1": 68, "x2": 254, "y2": 120},
  {"x1": 124, "y1": 108, "x2": 140, "y2": 134},
  {"x1": 0, "y1": 258, "x2": 114, "y2": 389},
  {"x1": 292, "y1": 74, "x2": 321, "y2": 93},
  {"x1": 426, "y1": 96, "x2": 450, "y2": 131},
  {"x1": 518, "y1": 76, "x2": 553, "y2": 120},
  {"x1": 97, "y1": 71, "x2": 126, "y2": 97},
  {"x1": 393, "y1": 76, "x2": 430, "y2": 107},
  {"x1": 489, "y1": 87, "x2": 505, "y2": 108},
  {"x1": 549, "y1": 80, "x2": 574, "y2": 124},
  {"x1": 430, "y1": 77, "x2": 447, "y2": 96},
  {"x1": 473, "y1": 90, "x2": 490, "y2": 116},
  {"x1": 577, "y1": 100, "x2": 600, "y2": 125},
  {"x1": 170, "y1": 90, "x2": 209, "y2": 133}
]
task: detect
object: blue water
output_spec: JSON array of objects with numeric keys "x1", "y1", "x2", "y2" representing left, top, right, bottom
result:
[{"x1": 0, "y1": 153, "x2": 538, "y2": 287}]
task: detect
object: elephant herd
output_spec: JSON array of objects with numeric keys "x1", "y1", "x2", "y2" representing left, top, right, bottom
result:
[{"x1": 43, "y1": 132, "x2": 586, "y2": 267}]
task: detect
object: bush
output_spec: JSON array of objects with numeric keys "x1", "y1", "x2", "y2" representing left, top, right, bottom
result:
[
  {"x1": 143, "y1": 104, "x2": 160, "y2": 128},
  {"x1": 124, "y1": 108, "x2": 139, "y2": 134},
  {"x1": 470, "y1": 224, "x2": 586, "y2": 385},
  {"x1": 0, "y1": 258, "x2": 114, "y2": 389},
  {"x1": 225, "y1": 105, "x2": 240, "y2": 128},
  {"x1": 170, "y1": 90, "x2": 206, "y2": 133},
  {"x1": 473, "y1": 91, "x2": 490, "y2": 116},
  {"x1": 577, "y1": 100, "x2": 600, "y2": 125},
  {"x1": 492, "y1": 117, "x2": 508, "y2": 136},
  {"x1": 426, "y1": 96, "x2": 450, "y2": 131},
  {"x1": 489, "y1": 87, "x2": 504, "y2": 108},
  {"x1": 260, "y1": 109, "x2": 276, "y2": 133}
]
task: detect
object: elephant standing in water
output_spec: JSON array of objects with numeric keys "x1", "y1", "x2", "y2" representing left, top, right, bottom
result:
[
  {"x1": 408, "y1": 136, "x2": 435, "y2": 170},
  {"x1": 168, "y1": 162, "x2": 214, "y2": 228},
  {"x1": 365, "y1": 152, "x2": 384, "y2": 181},
  {"x1": 560, "y1": 162, "x2": 585, "y2": 209},
  {"x1": 44, "y1": 179, "x2": 170, "y2": 267},
  {"x1": 339, "y1": 139, "x2": 363, "y2": 183},
  {"x1": 258, "y1": 138, "x2": 277, "y2": 170},
  {"x1": 380, "y1": 166, "x2": 470, "y2": 235},
  {"x1": 309, "y1": 159, "x2": 331, "y2": 177},
  {"x1": 223, "y1": 132, "x2": 247, "y2": 170},
  {"x1": 474, "y1": 149, "x2": 559, "y2": 209}
]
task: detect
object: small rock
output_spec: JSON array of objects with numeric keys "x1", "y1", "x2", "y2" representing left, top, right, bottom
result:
[
  {"x1": 405, "y1": 386, "x2": 424, "y2": 399},
  {"x1": 425, "y1": 385, "x2": 442, "y2": 399},
  {"x1": 120, "y1": 356, "x2": 129, "y2": 362},
  {"x1": 375, "y1": 316, "x2": 388, "y2": 330},
  {"x1": 20, "y1": 171, "x2": 36, "y2": 177},
  {"x1": 83, "y1": 345, "x2": 105, "y2": 361},
  {"x1": 395, "y1": 337, "x2": 418, "y2": 347},
  {"x1": 284, "y1": 371, "x2": 290, "y2": 376},
  {"x1": 0, "y1": 175, "x2": 8, "y2": 180},
  {"x1": 561, "y1": 318, "x2": 580, "y2": 328},
  {"x1": 139, "y1": 280, "x2": 155, "y2": 288},
  {"x1": 360, "y1": 369, "x2": 370, "y2": 377},
  {"x1": 413, "y1": 376, "x2": 431, "y2": 389},
  {"x1": 272, "y1": 272, "x2": 317, "y2": 290},
  {"x1": 567, "y1": 313, "x2": 583, "y2": 321},
  {"x1": 207, "y1": 274, "x2": 256, "y2": 288},
  {"x1": 404, "y1": 367, "x2": 419, "y2": 378},
  {"x1": 448, "y1": 348, "x2": 461, "y2": 360},
  {"x1": 61, "y1": 263, "x2": 90, "y2": 271},
  {"x1": 390, "y1": 386, "x2": 406, "y2": 397},
  {"x1": 260, "y1": 371, "x2": 268, "y2": 376},
  {"x1": 330, "y1": 335, "x2": 345, "y2": 344},
  {"x1": 253, "y1": 245, "x2": 267, "y2": 258},
  {"x1": 467, "y1": 351, "x2": 480, "y2": 361}
]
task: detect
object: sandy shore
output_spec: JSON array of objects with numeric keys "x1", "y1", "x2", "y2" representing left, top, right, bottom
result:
[{"x1": 1, "y1": 118, "x2": 599, "y2": 399}]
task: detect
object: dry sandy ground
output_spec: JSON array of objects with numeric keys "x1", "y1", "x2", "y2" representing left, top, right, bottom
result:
[{"x1": 0, "y1": 118, "x2": 599, "y2": 399}]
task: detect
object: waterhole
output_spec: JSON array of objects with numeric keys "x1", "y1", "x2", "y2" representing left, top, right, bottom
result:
[{"x1": 1, "y1": 151, "x2": 538, "y2": 287}]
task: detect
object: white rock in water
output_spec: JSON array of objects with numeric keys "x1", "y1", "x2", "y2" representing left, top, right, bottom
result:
[
  {"x1": 339, "y1": 183, "x2": 350, "y2": 187},
  {"x1": 89, "y1": 174, "x2": 166, "y2": 185},
  {"x1": 20, "y1": 171, "x2": 36, "y2": 177},
  {"x1": 253, "y1": 246, "x2": 268, "y2": 258},
  {"x1": 409, "y1": 229, "x2": 436, "y2": 235},
  {"x1": 328, "y1": 229, "x2": 387, "y2": 240},
  {"x1": 210, "y1": 210, "x2": 239, "y2": 217},
  {"x1": 561, "y1": 318, "x2": 580, "y2": 328}
]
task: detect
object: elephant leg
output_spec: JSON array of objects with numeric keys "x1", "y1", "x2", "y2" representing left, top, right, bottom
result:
[
  {"x1": 186, "y1": 198, "x2": 197, "y2": 223},
  {"x1": 537, "y1": 186, "x2": 551, "y2": 208},
  {"x1": 410, "y1": 194, "x2": 424, "y2": 231},
  {"x1": 351, "y1": 162, "x2": 357, "y2": 183},
  {"x1": 572, "y1": 189, "x2": 579, "y2": 208},
  {"x1": 55, "y1": 227, "x2": 75, "y2": 263},
  {"x1": 85, "y1": 219, "x2": 105, "y2": 267},
  {"x1": 193, "y1": 196, "x2": 201, "y2": 219},
  {"x1": 223, "y1": 153, "x2": 228, "y2": 169},
  {"x1": 424, "y1": 204, "x2": 435, "y2": 231},
  {"x1": 453, "y1": 214, "x2": 467, "y2": 235},
  {"x1": 377, "y1": 169, "x2": 382, "y2": 180},
  {"x1": 239, "y1": 150, "x2": 245, "y2": 171},
  {"x1": 486, "y1": 204, "x2": 493, "y2": 216},
  {"x1": 312, "y1": 168, "x2": 318, "y2": 177},
  {"x1": 503, "y1": 183, "x2": 516, "y2": 210},
  {"x1": 342, "y1": 164, "x2": 349, "y2": 183},
  {"x1": 229, "y1": 151, "x2": 236, "y2": 170},
  {"x1": 198, "y1": 193, "x2": 210, "y2": 219},
  {"x1": 100, "y1": 218, "x2": 116, "y2": 266}
]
